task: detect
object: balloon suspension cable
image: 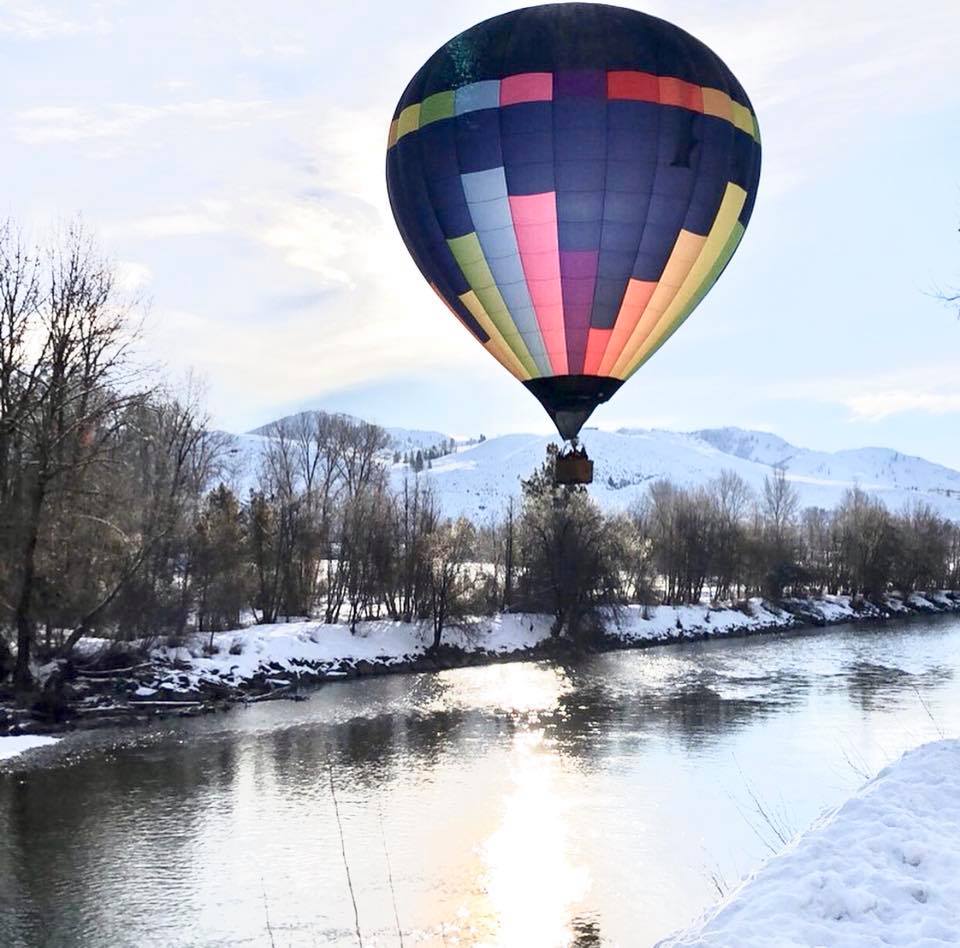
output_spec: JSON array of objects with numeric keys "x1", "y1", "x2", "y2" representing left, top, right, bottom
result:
[{"x1": 561, "y1": 436, "x2": 586, "y2": 458}]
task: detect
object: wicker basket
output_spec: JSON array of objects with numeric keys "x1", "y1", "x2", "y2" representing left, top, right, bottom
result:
[{"x1": 555, "y1": 454, "x2": 594, "y2": 485}]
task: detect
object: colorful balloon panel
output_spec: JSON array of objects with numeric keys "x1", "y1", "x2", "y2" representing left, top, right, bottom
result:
[{"x1": 386, "y1": 3, "x2": 761, "y2": 439}]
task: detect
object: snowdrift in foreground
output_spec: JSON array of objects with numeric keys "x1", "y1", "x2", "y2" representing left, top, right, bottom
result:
[
  {"x1": 659, "y1": 739, "x2": 960, "y2": 948},
  {"x1": 0, "y1": 734, "x2": 60, "y2": 761}
]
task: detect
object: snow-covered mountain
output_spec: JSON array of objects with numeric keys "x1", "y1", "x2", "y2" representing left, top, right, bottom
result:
[
  {"x1": 247, "y1": 410, "x2": 450, "y2": 454},
  {"x1": 405, "y1": 428, "x2": 960, "y2": 522},
  {"x1": 224, "y1": 418, "x2": 960, "y2": 523}
]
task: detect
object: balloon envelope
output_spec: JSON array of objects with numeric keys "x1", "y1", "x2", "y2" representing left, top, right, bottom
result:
[{"x1": 386, "y1": 2, "x2": 761, "y2": 439}]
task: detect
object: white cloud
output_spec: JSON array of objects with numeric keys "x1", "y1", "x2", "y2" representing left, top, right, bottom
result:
[
  {"x1": 258, "y1": 202, "x2": 362, "y2": 287},
  {"x1": 114, "y1": 260, "x2": 152, "y2": 292},
  {"x1": 772, "y1": 363, "x2": 960, "y2": 422},
  {"x1": 13, "y1": 99, "x2": 272, "y2": 145},
  {"x1": 7, "y1": 0, "x2": 957, "y2": 442},
  {"x1": 122, "y1": 212, "x2": 225, "y2": 239},
  {"x1": 146, "y1": 286, "x2": 472, "y2": 423},
  {"x1": 240, "y1": 41, "x2": 307, "y2": 59},
  {"x1": 0, "y1": 0, "x2": 110, "y2": 39},
  {"x1": 846, "y1": 391, "x2": 960, "y2": 422},
  {"x1": 671, "y1": 0, "x2": 960, "y2": 195}
]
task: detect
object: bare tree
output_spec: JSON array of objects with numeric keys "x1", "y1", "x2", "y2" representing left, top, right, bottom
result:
[
  {"x1": 387, "y1": 478, "x2": 438, "y2": 623},
  {"x1": 759, "y1": 466, "x2": 802, "y2": 597},
  {"x1": 0, "y1": 221, "x2": 42, "y2": 512},
  {"x1": 501, "y1": 496, "x2": 516, "y2": 611},
  {"x1": 426, "y1": 518, "x2": 475, "y2": 649},
  {"x1": 833, "y1": 487, "x2": 896, "y2": 597},
  {"x1": 710, "y1": 471, "x2": 753, "y2": 600},
  {"x1": 324, "y1": 417, "x2": 390, "y2": 624},
  {"x1": 57, "y1": 387, "x2": 214, "y2": 654},
  {"x1": 2, "y1": 222, "x2": 151, "y2": 686}
]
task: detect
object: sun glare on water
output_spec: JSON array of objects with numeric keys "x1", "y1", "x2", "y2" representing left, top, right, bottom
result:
[{"x1": 480, "y1": 729, "x2": 591, "y2": 947}]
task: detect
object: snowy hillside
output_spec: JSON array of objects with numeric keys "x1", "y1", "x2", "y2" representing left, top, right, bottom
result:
[
  {"x1": 398, "y1": 427, "x2": 960, "y2": 522},
  {"x1": 222, "y1": 420, "x2": 960, "y2": 523},
  {"x1": 248, "y1": 410, "x2": 449, "y2": 454},
  {"x1": 696, "y1": 427, "x2": 960, "y2": 495}
]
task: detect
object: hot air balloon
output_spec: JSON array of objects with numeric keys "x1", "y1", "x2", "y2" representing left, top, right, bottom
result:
[{"x1": 386, "y1": 3, "x2": 760, "y2": 483}]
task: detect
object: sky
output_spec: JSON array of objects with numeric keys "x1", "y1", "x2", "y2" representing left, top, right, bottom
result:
[{"x1": 2, "y1": 0, "x2": 959, "y2": 466}]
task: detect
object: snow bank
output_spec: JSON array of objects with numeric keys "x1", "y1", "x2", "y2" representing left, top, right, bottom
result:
[
  {"x1": 659, "y1": 740, "x2": 960, "y2": 947},
  {"x1": 612, "y1": 599, "x2": 792, "y2": 642},
  {"x1": 151, "y1": 613, "x2": 558, "y2": 693},
  {"x1": 147, "y1": 600, "x2": 795, "y2": 694},
  {"x1": 49, "y1": 592, "x2": 957, "y2": 709},
  {"x1": 0, "y1": 734, "x2": 60, "y2": 761}
]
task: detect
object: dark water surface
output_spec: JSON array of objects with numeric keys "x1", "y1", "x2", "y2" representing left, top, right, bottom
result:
[{"x1": 3, "y1": 616, "x2": 960, "y2": 947}]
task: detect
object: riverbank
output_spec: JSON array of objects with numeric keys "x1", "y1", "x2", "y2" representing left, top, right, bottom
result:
[
  {"x1": 2, "y1": 590, "x2": 958, "y2": 741},
  {"x1": 659, "y1": 737, "x2": 960, "y2": 947}
]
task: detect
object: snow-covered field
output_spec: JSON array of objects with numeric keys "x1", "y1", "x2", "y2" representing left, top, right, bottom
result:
[
  {"x1": 0, "y1": 734, "x2": 60, "y2": 761},
  {"x1": 224, "y1": 422, "x2": 960, "y2": 523},
  {"x1": 659, "y1": 739, "x2": 960, "y2": 947}
]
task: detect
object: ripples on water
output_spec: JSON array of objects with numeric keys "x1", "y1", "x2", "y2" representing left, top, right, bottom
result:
[{"x1": 3, "y1": 617, "x2": 960, "y2": 947}]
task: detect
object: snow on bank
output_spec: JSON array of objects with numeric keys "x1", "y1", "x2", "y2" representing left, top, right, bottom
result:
[
  {"x1": 138, "y1": 593, "x2": 956, "y2": 697},
  {"x1": 659, "y1": 739, "x2": 960, "y2": 948},
  {"x1": 5, "y1": 593, "x2": 957, "y2": 735},
  {"x1": 0, "y1": 734, "x2": 60, "y2": 761},
  {"x1": 153, "y1": 613, "x2": 559, "y2": 692},
  {"x1": 156, "y1": 603, "x2": 785, "y2": 693},
  {"x1": 612, "y1": 599, "x2": 791, "y2": 642}
]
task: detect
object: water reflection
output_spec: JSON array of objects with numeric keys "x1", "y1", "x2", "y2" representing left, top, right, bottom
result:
[
  {"x1": 2, "y1": 615, "x2": 959, "y2": 947},
  {"x1": 837, "y1": 661, "x2": 954, "y2": 710},
  {"x1": 482, "y1": 730, "x2": 589, "y2": 946},
  {"x1": 547, "y1": 662, "x2": 811, "y2": 756},
  {"x1": 570, "y1": 915, "x2": 603, "y2": 947}
]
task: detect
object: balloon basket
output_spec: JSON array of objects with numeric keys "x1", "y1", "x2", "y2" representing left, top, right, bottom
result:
[{"x1": 555, "y1": 445, "x2": 593, "y2": 485}]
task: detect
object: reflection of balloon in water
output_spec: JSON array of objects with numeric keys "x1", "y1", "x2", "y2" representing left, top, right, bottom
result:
[{"x1": 386, "y1": 2, "x2": 761, "y2": 444}]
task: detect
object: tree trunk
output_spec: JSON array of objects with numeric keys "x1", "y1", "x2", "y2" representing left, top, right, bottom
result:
[
  {"x1": 57, "y1": 539, "x2": 161, "y2": 659},
  {"x1": 502, "y1": 509, "x2": 514, "y2": 611},
  {"x1": 431, "y1": 583, "x2": 446, "y2": 651},
  {"x1": 0, "y1": 635, "x2": 12, "y2": 682},
  {"x1": 13, "y1": 477, "x2": 45, "y2": 689}
]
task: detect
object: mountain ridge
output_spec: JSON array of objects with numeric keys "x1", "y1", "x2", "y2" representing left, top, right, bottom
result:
[
  {"x1": 227, "y1": 414, "x2": 960, "y2": 523},
  {"x1": 247, "y1": 409, "x2": 451, "y2": 454}
]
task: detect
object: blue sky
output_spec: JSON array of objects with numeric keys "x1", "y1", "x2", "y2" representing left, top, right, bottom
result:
[{"x1": 2, "y1": 0, "x2": 959, "y2": 465}]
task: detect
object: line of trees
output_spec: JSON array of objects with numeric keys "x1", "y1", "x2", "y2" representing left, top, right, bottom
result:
[
  {"x1": 3, "y1": 223, "x2": 960, "y2": 694},
  {"x1": 0, "y1": 222, "x2": 222, "y2": 689},
  {"x1": 0, "y1": 223, "x2": 482, "y2": 689},
  {"x1": 487, "y1": 454, "x2": 960, "y2": 643},
  {"x1": 626, "y1": 467, "x2": 960, "y2": 605},
  {"x1": 393, "y1": 439, "x2": 458, "y2": 471}
]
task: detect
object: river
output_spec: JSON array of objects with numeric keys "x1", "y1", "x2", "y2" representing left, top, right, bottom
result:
[{"x1": 3, "y1": 615, "x2": 960, "y2": 947}]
